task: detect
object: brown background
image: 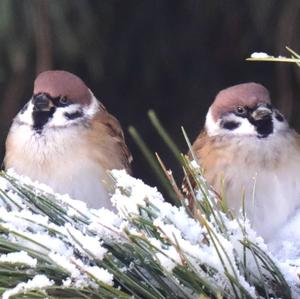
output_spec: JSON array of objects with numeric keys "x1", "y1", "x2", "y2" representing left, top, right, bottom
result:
[{"x1": 0, "y1": 0, "x2": 300, "y2": 195}]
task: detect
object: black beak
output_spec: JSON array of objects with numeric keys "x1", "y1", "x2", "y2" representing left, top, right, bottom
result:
[
  {"x1": 251, "y1": 104, "x2": 272, "y2": 121},
  {"x1": 32, "y1": 93, "x2": 53, "y2": 111}
]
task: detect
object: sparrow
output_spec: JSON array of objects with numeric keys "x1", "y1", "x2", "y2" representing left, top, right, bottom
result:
[
  {"x1": 4, "y1": 70, "x2": 132, "y2": 210},
  {"x1": 190, "y1": 82, "x2": 300, "y2": 240}
]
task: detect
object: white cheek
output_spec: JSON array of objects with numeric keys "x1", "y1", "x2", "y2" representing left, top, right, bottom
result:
[
  {"x1": 205, "y1": 108, "x2": 220, "y2": 136},
  {"x1": 47, "y1": 92, "x2": 100, "y2": 127},
  {"x1": 15, "y1": 91, "x2": 100, "y2": 129},
  {"x1": 84, "y1": 91, "x2": 100, "y2": 117},
  {"x1": 45, "y1": 91, "x2": 99, "y2": 128},
  {"x1": 16, "y1": 101, "x2": 34, "y2": 126},
  {"x1": 47, "y1": 104, "x2": 81, "y2": 127},
  {"x1": 273, "y1": 115, "x2": 289, "y2": 133},
  {"x1": 205, "y1": 109, "x2": 256, "y2": 136},
  {"x1": 230, "y1": 117, "x2": 256, "y2": 135}
]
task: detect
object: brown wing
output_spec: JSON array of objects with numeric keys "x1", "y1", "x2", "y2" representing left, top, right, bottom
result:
[
  {"x1": 182, "y1": 130, "x2": 225, "y2": 209},
  {"x1": 88, "y1": 104, "x2": 132, "y2": 174},
  {"x1": 190, "y1": 130, "x2": 208, "y2": 159},
  {"x1": 182, "y1": 130, "x2": 207, "y2": 207}
]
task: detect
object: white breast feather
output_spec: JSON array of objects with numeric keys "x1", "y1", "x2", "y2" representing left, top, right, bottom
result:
[
  {"x1": 215, "y1": 133, "x2": 300, "y2": 240},
  {"x1": 5, "y1": 122, "x2": 113, "y2": 210}
]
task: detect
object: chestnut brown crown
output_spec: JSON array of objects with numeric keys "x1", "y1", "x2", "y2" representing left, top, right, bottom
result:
[
  {"x1": 210, "y1": 82, "x2": 271, "y2": 122},
  {"x1": 34, "y1": 70, "x2": 91, "y2": 105}
]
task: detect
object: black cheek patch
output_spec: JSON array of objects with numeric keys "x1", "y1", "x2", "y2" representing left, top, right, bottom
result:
[
  {"x1": 250, "y1": 117, "x2": 273, "y2": 138},
  {"x1": 221, "y1": 120, "x2": 240, "y2": 130},
  {"x1": 64, "y1": 110, "x2": 83, "y2": 120},
  {"x1": 32, "y1": 107, "x2": 56, "y2": 133}
]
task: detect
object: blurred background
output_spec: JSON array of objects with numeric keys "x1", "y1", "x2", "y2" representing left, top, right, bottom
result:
[{"x1": 0, "y1": 0, "x2": 300, "y2": 193}]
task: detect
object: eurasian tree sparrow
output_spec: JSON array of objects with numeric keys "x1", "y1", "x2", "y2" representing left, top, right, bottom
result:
[
  {"x1": 4, "y1": 70, "x2": 132, "y2": 210},
  {"x1": 191, "y1": 83, "x2": 300, "y2": 240}
]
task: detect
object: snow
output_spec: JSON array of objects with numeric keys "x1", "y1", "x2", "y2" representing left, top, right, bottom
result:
[
  {"x1": 0, "y1": 167, "x2": 300, "y2": 297},
  {"x1": 3, "y1": 169, "x2": 91, "y2": 221},
  {"x1": 0, "y1": 207, "x2": 71, "y2": 255},
  {"x1": 84, "y1": 265, "x2": 114, "y2": 286},
  {"x1": 250, "y1": 52, "x2": 270, "y2": 58},
  {"x1": 0, "y1": 170, "x2": 115, "y2": 295},
  {"x1": 111, "y1": 169, "x2": 258, "y2": 296},
  {"x1": 49, "y1": 252, "x2": 80, "y2": 278},
  {"x1": 62, "y1": 277, "x2": 72, "y2": 287},
  {"x1": 66, "y1": 223, "x2": 107, "y2": 259},
  {"x1": 0, "y1": 251, "x2": 37, "y2": 267},
  {"x1": 268, "y1": 208, "x2": 300, "y2": 296},
  {"x1": 190, "y1": 159, "x2": 200, "y2": 169},
  {"x1": 88, "y1": 208, "x2": 122, "y2": 239},
  {"x1": 2, "y1": 275, "x2": 54, "y2": 299},
  {"x1": 48, "y1": 253, "x2": 104, "y2": 289},
  {"x1": 111, "y1": 169, "x2": 206, "y2": 245},
  {"x1": 148, "y1": 237, "x2": 182, "y2": 272},
  {"x1": 111, "y1": 169, "x2": 163, "y2": 215},
  {"x1": 156, "y1": 251, "x2": 177, "y2": 272},
  {"x1": 66, "y1": 257, "x2": 112, "y2": 288}
]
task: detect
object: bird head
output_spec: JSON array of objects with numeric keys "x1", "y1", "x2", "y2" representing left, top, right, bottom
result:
[
  {"x1": 205, "y1": 82, "x2": 288, "y2": 139},
  {"x1": 17, "y1": 70, "x2": 100, "y2": 133}
]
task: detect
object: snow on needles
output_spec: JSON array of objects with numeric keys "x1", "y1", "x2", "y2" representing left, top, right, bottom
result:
[
  {"x1": 250, "y1": 52, "x2": 270, "y2": 58},
  {"x1": 0, "y1": 251, "x2": 37, "y2": 267},
  {"x1": 66, "y1": 223, "x2": 107, "y2": 259},
  {"x1": 268, "y1": 208, "x2": 300, "y2": 297},
  {"x1": 0, "y1": 170, "x2": 115, "y2": 294},
  {"x1": 2, "y1": 275, "x2": 54, "y2": 299},
  {"x1": 85, "y1": 266, "x2": 114, "y2": 286},
  {"x1": 111, "y1": 169, "x2": 205, "y2": 244},
  {"x1": 0, "y1": 168, "x2": 299, "y2": 297},
  {"x1": 110, "y1": 169, "x2": 299, "y2": 296},
  {"x1": 111, "y1": 169, "x2": 257, "y2": 296}
]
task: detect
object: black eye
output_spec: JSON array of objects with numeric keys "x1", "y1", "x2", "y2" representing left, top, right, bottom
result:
[
  {"x1": 235, "y1": 106, "x2": 247, "y2": 116},
  {"x1": 266, "y1": 103, "x2": 272, "y2": 109},
  {"x1": 59, "y1": 96, "x2": 70, "y2": 106}
]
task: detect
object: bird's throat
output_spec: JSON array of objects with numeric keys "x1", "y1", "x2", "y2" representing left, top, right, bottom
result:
[
  {"x1": 32, "y1": 108, "x2": 55, "y2": 133},
  {"x1": 248, "y1": 116, "x2": 273, "y2": 138},
  {"x1": 254, "y1": 118, "x2": 273, "y2": 138}
]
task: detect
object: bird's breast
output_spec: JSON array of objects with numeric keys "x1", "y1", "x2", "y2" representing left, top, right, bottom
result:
[
  {"x1": 4, "y1": 123, "x2": 113, "y2": 209},
  {"x1": 195, "y1": 132, "x2": 300, "y2": 240}
]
